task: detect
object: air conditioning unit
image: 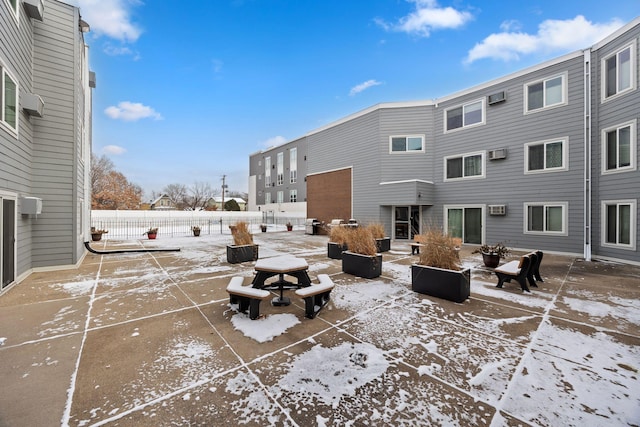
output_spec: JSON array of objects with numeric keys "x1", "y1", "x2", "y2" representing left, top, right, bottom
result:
[
  {"x1": 488, "y1": 205, "x2": 506, "y2": 216},
  {"x1": 22, "y1": 92, "x2": 45, "y2": 117},
  {"x1": 19, "y1": 196, "x2": 43, "y2": 215},
  {"x1": 488, "y1": 148, "x2": 507, "y2": 160},
  {"x1": 488, "y1": 91, "x2": 506, "y2": 105}
]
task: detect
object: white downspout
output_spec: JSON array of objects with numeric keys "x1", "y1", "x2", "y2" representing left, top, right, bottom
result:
[{"x1": 583, "y1": 49, "x2": 592, "y2": 261}]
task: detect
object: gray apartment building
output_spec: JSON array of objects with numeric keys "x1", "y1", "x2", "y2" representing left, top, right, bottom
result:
[
  {"x1": 1, "y1": 0, "x2": 94, "y2": 290},
  {"x1": 249, "y1": 17, "x2": 640, "y2": 265}
]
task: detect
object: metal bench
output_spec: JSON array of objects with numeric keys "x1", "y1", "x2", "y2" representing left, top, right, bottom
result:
[
  {"x1": 294, "y1": 274, "x2": 335, "y2": 318},
  {"x1": 226, "y1": 277, "x2": 271, "y2": 319},
  {"x1": 410, "y1": 243, "x2": 424, "y2": 255},
  {"x1": 495, "y1": 254, "x2": 534, "y2": 292}
]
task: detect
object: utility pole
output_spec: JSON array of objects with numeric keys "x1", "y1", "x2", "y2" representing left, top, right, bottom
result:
[{"x1": 221, "y1": 175, "x2": 227, "y2": 211}]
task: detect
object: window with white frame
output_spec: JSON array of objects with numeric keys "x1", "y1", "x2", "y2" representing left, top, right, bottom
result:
[
  {"x1": 4, "y1": 0, "x2": 18, "y2": 19},
  {"x1": 1, "y1": 66, "x2": 18, "y2": 132},
  {"x1": 389, "y1": 135, "x2": 425, "y2": 153},
  {"x1": 445, "y1": 99, "x2": 484, "y2": 131},
  {"x1": 277, "y1": 152, "x2": 284, "y2": 186},
  {"x1": 602, "y1": 42, "x2": 636, "y2": 100},
  {"x1": 444, "y1": 152, "x2": 485, "y2": 181},
  {"x1": 290, "y1": 147, "x2": 297, "y2": 183},
  {"x1": 277, "y1": 191, "x2": 284, "y2": 204},
  {"x1": 525, "y1": 137, "x2": 568, "y2": 173},
  {"x1": 601, "y1": 200, "x2": 636, "y2": 249},
  {"x1": 264, "y1": 157, "x2": 271, "y2": 188},
  {"x1": 525, "y1": 73, "x2": 566, "y2": 112},
  {"x1": 264, "y1": 192, "x2": 271, "y2": 204},
  {"x1": 524, "y1": 202, "x2": 568, "y2": 235},
  {"x1": 602, "y1": 120, "x2": 636, "y2": 174},
  {"x1": 289, "y1": 189, "x2": 297, "y2": 203}
]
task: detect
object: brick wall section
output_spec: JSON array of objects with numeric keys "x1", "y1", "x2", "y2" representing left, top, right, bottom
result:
[{"x1": 307, "y1": 168, "x2": 352, "y2": 231}]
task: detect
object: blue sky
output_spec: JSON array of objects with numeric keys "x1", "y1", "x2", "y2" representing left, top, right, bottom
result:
[{"x1": 70, "y1": 0, "x2": 640, "y2": 199}]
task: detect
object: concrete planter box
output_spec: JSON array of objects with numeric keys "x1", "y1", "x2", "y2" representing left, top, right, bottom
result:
[
  {"x1": 327, "y1": 242, "x2": 348, "y2": 259},
  {"x1": 342, "y1": 251, "x2": 382, "y2": 279},
  {"x1": 227, "y1": 244, "x2": 259, "y2": 264},
  {"x1": 411, "y1": 264, "x2": 470, "y2": 303}
]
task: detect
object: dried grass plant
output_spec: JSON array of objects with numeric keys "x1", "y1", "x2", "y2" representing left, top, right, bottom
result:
[
  {"x1": 329, "y1": 225, "x2": 350, "y2": 246},
  {"x1": 415, "y1": 228, "x2": 461, "y2": 271},
  {"x1": 367, "y1": 223, "x2": 386, "y2": 239},
  {"x1": 344, "y1": 226, "x2": 377, "y2": 256},
  {"x1": 230, "y1": 221, "x2": 254, "y2": 246}
]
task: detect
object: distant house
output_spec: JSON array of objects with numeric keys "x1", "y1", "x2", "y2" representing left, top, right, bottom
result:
[
  {"x1": 207, "y1": 197, "x2": 247, "y2": 211},
  {"x1": 1, "y1": 0, "x2": 94, "y2": 290},
  {"x1": 150, "y1": 194, "x2": 176, "y2": 210}
]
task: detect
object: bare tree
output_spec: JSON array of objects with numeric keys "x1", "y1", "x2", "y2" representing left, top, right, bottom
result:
[
  {"x1": 185, "y1": 181, "x2": 216, "y2": 210},
  {"x1": 163, "y1": 183, "x2": 189, "y2": 210}
]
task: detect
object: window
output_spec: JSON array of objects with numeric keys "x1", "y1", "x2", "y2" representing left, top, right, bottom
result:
[
  {"x1": 390, "y1": 135, "x2": 424, "y2": 153},
  {"x1": 601, "y1": 200, "x2": 636, "y2": 249},
  {"x1": 1, "y1": 67, "x2": 18, "y2": 132},
  {"x1": 602, "y1": 121, "x2": 636, "y2": 174},
  {"x1": 445, "y1": 99, "x2": 484, "y2": 131},
  {"x1": 445, "y1": 206, "x2": 483, "y2": 244},
  {"x1": 290, "y1": 148, "x2": 297, "y2": 183},
  {"x1": 264, "y1": 157, "x2": 271, "y2": 188},
  {"x1": 289, "y1": 189, "x2": 297, "y2": 203},
  {"x1": 444, "y1": 152, "x2": 485, "y2": 181},
  {"x1": 277, "y1": 191, "x2": 284, "y2": 204},
  {"x1": 4, "y1": 0, "x2": 18, "y2": 19},
  {"x1": 602, "y1": 43, "x2": 636, "y2": 100},
  {"x1": 264, "y1": 192, "x2": 271, "y2": 204},
  {"x1": 525, "y1": 73, "x2": 566, "y2": 112},
  {"x1": 524, "y1": 202, "x2": 567, "y2": 235},
  {"x1": 525, "y1": 138, "x2": 568, "y2": 173},
  {"x1": 277, "y1": 152, "x2": 284, "y2": 186}
]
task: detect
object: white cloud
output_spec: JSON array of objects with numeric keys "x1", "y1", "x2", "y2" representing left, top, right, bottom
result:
[
  {"x1": 465, "y1": 15, "x2": 625, "y2": 64},
  {"x1": 68, "y1": 0, "x2": 142, "y2": 42},
  {"x1": 349, "y1": 79, "x2": 382, "y2": 96},
  {"x1": 261, "y1": 136, "x2": 287, "y2": 149},
  {"x1": 104, "y1": 101, "x2": 163, "y2": 121},
  {"x1": 103, "y1": 145, "x2": 127, "y2": 155},
  {"x1": 377, "y1": 0, "x2": 473, "y2": 37}
]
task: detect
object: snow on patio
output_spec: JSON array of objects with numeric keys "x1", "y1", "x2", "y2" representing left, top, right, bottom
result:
[{"x1": 1, "y1": 231, "x2": 638, "y2": 426}]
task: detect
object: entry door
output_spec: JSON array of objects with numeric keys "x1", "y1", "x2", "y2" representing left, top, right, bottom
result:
[
  {"x1": 2, "y1": 198, "x2": 16, "y2": 289},
  {"x1": 394, "y1": 206, "x2": 421, "y2": 240},
  {"x1": 446, "y1": 207, "x2": 482, "y2": 244}
]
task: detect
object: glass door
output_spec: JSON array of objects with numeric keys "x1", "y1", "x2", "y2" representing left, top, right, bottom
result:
[
  {"x1": 2, "y1": 198, "x2": 16, "y2": 289},
  {"x1": 395, "y1": 206, "x2": 421, "y2": 240},
  {"x1": 446, "y1": 206, "x2": 482, "y2": 244}
]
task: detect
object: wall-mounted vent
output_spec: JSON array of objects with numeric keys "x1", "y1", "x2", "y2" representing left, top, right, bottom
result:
[
  {"x1": 488, "y1": 148, "x2": 507, "y2": 160},
  {"x1": 488, "y1": 91, "x2": 506, "y2": 105},
  {"x1": 23, "y1": 0, "x2": 44, "y2": 21},
  {"x1": 488, "y1": 205, "x2": 506, "y2": 216}
]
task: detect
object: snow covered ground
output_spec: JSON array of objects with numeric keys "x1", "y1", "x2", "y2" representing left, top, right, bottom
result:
[{"x1": 0, "y1": 231, "x2": 638, "y2": 426}]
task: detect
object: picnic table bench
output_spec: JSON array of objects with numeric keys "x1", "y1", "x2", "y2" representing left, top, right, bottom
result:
[
  {"x1": 226, "y1": 277, "x2": 271, "y2": 320},
  {"x1": 294, "y1": 274, "x2": 335, "y2": 318}
]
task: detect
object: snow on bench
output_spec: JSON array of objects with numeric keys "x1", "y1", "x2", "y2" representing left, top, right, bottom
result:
[
  {"x1": 495, "y1": 254, "x2": 533, "y2": 292},
  {"x1": 226, "y1": 276, "x2": 271, "y2": 320},
  {"x1": 294, "y1": 274, "x2": 335, "y2": 319}
]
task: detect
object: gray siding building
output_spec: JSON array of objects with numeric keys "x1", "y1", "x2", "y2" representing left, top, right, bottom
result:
[
  {"x1": 1, "y1": 0, "x2": 94, "y2": 291},
  {"x1": 249, "y1": 17, "x2": 640, "y2": 265}
]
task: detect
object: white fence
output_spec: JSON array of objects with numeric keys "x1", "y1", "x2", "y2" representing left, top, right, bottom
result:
[{"x1": 90, "y1": 210, "x2": 307, "y2": 240}]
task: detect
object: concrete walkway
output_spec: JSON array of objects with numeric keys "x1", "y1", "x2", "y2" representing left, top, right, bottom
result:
[{"x1": 1, "y1": 232, "x2": 638, "y2": 426}]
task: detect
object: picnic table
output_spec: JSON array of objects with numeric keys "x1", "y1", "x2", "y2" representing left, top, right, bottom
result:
[{"x1": 251, "y1": 255, "x2": 312, "y2": 306}]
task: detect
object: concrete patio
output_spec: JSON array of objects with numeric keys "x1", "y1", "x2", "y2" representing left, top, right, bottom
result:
[{"x1": 1, "y1": 230, "x2": 638, "y2": 426}]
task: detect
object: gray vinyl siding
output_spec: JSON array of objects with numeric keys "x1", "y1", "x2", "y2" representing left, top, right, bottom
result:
[
  {"x1": 590, "y1": 24, "x2": 640, "y2": 263},
  {"x1": 432, "y1": 55, "x2": 587, "y2": 254},
  {"x1": 308, "y1": 110, "x2": 381, "y2": 222},
  {"x1": 1, "y1": 0, "x2": 89, "y2": 280}
]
